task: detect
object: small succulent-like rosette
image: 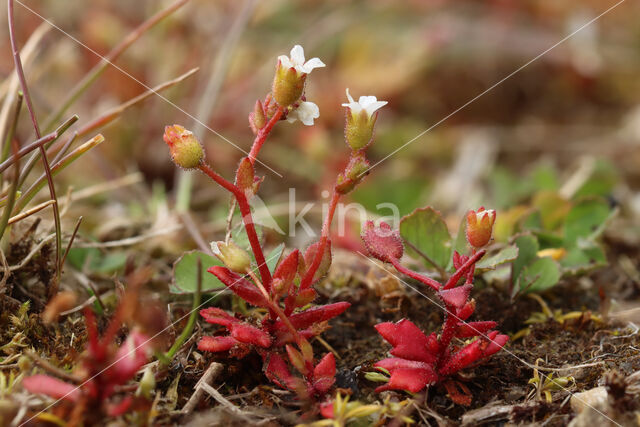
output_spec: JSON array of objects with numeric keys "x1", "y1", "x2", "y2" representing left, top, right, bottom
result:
[
  {"x1": 272, "y1": 45, "x2": 325, "y2": 107},
  {"x1": 465, "y1": 207, "x2": 496, "y2": 248},
  {"x1": 342, "y1": 88, "x2": 387, "y2": 151},
  {"x1": 163, "y1": 124, "x2": 204, "y2": 169}
]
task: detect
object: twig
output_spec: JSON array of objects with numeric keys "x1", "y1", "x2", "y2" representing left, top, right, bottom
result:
[
  {"x1": 25, "y1": 350, "x2": 82, "y2": 383},
  {"x1": 8, "y1": 0, "x2": 63, "y2": 293},
  {"x1": 8, "y1": 233, "x2": 55, "y2": 271},
  {"x1": 181, "y1": 362, "x2": 224, "y2": 414},
  {"x1": 74, "y1": 224, "x2": 182, "y2": 248},
  {"x1": 61, "y1": 216, "x2": 83, "y2": 266},
  {"x1": 6, "y1": 199, "x2": 55, "y2": 226}
]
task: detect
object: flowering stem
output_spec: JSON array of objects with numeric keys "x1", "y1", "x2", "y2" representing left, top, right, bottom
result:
[
  {"x1": 198, "y1": 162, "x2": 272, "y2": 289},
  {"x1": 437, "y1": 303, "x2": 459, "y2": 367},
  {"x1": 299, "y1": 189, "x2": 340, "y2": 290},
  {"x1": 390, "y1": 257, "x2": 441, "y2": 291},
  {"x1": 248, "y1": 106, "x2": 283, "y2": 163},
  {"x1": 442, "y1": 250, "x2": 486, "y2": 290}
]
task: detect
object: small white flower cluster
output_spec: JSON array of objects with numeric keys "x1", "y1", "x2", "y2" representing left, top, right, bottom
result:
[{"x1": 279, "y1": 45, "x2": 387, "y2": 126}]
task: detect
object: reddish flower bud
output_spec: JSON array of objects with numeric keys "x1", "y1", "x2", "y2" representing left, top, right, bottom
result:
[
  {"x1": 361, "y1": 221, "x2": 403, "y2": 263},
  {"x1": 465, "y1": 207, "x2": 496, "y2": 248},
  {"x1": 163, "y1": 125, "x2": 204, "y2": 169},
  {"x1": 249, "y1": 100, "x2": 266, "y2": 134}
]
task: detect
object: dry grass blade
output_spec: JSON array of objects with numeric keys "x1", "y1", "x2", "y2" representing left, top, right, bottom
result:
[
  {"x1": 7, "y1": 199, "x2": 56, "y2": 226},
  {"x1": 42, "y1": 0, "x2": 192, "y2": 131},
  {"x1": 14, "y1": 134, "x2": 105, "y2": 213}
]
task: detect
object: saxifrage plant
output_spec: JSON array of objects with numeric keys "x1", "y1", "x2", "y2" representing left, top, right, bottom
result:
[
  {"x1": 163, "y1": 45, "x2": 387, "y2": 399},
  {"x1": 362, "y1": 207, "x2": 508, "y2": 405}
]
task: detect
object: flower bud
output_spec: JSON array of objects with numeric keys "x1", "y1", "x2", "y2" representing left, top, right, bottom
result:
[
  {"x1": 272, "y1": 65, "x2": 306, "y2": 107},
  {"x1": 163, "y1": 125, "x2": 204, "y2": 169},
  {"x1": 465, "y1": 207, "x2": 496, "y2": 248},
  {"x1": 342, "y1": 89, "x2": 387, "y2": 152},
  {"x1": 249, "y1": 100, "x2": 266, "y2": 134},
  {"x1": 212, "y1": 241, "x2": 251, "y2": 274},
  {"x1": 335, "y1": 153, "x2": 370, "y2": 194}
]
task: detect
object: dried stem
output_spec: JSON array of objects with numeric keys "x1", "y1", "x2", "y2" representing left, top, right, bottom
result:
[{"x1": 8, "y1": 0, "x2": 62, "y2": 293}]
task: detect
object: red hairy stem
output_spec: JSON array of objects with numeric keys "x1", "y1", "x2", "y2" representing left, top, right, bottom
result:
[
  {"x1": 199, "y1": 163, "x2": 272, "y2": 288},
  {"x1": 436, "y1": 305, "x2": 460, "y2": 366},
  {"x1": 390, "y1": 257, "x2": 442, "y2": 291},
  {"x1": 465, "y1": 249, "x2": 477, "y2": 285},
  {"x1": 443, "y1": 250, "x2": 486, "y2": 290},
  {"x1": 248, "y1": 107, "x2": 283, "y2": 163},
  {"x1": 300, "y1": 189, "x2": 340, "y2": 289}
]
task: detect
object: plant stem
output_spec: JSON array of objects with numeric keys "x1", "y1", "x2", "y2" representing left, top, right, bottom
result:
[
  {"x1": 403, "y1": 239, "x2": 447, "y2": 280},
  {"x1": 247, "y1": 269, "x2": 302, "y2": 346},
  {"x1": 163, "y1": 255, "x2": 202, "y2": 364},
  {"x1": 299, "y1": 190, "x2": 340, "y2": 290},
  {"x1": 442, "y1": 250, "x2": 485, "y2": 290},
  {"x1": 390, "y1": 257, "x2": 442, "y2": 291},
  {"x1": 248, "y1": 107, "x2": 284, "y2": 163},
  {"x1": 8, "y1": 0, "x2": 62, "y2": 294},
  {"x1": 198, "y1": 162, "x2": 272, "y2": 289}
]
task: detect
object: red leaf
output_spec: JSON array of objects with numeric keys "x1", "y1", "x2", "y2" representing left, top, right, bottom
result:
[
  {"x1": 442, "y1": 379, "x2": 472, "y2": 406},
  {"x1": 439, "y1": 284, "x2": 472, "y2": 308},
  {"x1": 264, "y1": 353, "x2": 297, "y2": 390},
  {"x1": 481, "y1": 332, "x2": 509, "y2": 357},
  {"x1": 274, "y1": 249, "x2": 299, "y2": 284},
  {"x1": 198, "y1": 335, "x2": 237, "y2": 352},
  {"x1": 456, "y1": 300, "x2": 476, "y2": 321},
  {"x1": 199, "y1": 307, "x2": 238, "y2": 327},
  {"x1": 110, "y1": 331, "x2": 151, "y2": 387},
  {"x1": 375, "y1": 367, "x2": 437, "y2": 393},
  {"x1": 374, "y1": 357, "x2": 433, "y2": 373},
  {"x1": 438, "y1": 340, "x2": 481, "y2": 376},
  {"x1": 22, "y1": 375, "x2": 81, "y2": 402},
  {"x1": 276, "y1": 302, "x2": 351, "y2": 332},
  {"x1": 303, "y1": 241, "x2": 332, "y2": 286},
  {"x1": 375, "y1": 319, "x2": 437, "y2": 363},
  {"x1": 230, "y1": 323, "x2": 272, "y2": 348},
  {"x1": 456, "y1": 321, "x2": 497, "y2": 338},
  {"x1": 208, "y1": 266, "x2": 269, "y2": 307},
  {"x1": 361, "y1": 221, "x2": 403, "y2": 263},
  {"x1": 106, "y1": 396, "x2": 134, "y2": 417},
  {"x1": 313, "y1": 352, "x2": 336, "y2": 395},
  {"x1": 320, "y1": 400, "x2": 334, "y2": 419}
]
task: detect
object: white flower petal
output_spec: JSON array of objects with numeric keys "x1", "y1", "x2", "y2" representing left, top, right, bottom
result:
[
  {"x1": 286, "y1": 101, "x2": 320, "y2": 126},
  {"x1": 278, "y1": 55, "x2": 293, "y2": 69},
  {"x1": 300, "y1": 57, "x2": 325, "y2": 74},
  {"x1": 290, "y1": 45, "x2": 306, "y2": 66},
  {"x1": 363, "y1": 100, "x2": 388, "y2": 116},
  {"x1": 341, "y1": 91, "x2": 387, "y2": 118}
]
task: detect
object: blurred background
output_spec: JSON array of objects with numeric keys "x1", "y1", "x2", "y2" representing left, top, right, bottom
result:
[{"x1": 1, "y1": 0, "x2": 639, "y2": 252}]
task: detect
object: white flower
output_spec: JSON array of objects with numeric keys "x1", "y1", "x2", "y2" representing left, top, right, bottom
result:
[
  {"x1": 278, "y1": 45, "x2": 325, "y2": 75},
  {"x1": 341, "y1": 88, "x2": 387, "y2": 118},
  {"x1": 286, "y1": 101, "x2": 320, "y2": 126}
]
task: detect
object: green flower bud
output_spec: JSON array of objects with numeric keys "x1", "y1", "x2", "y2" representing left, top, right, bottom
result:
[
  {"x1": 212, "y1": 240, "x2": 251, "y2": 274},
  {"x1": 163, "y1": 125, "x2": 204, "y2": 169}
]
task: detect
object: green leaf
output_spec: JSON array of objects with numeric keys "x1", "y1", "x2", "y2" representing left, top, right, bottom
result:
[
  {"x1": 400, "y1": 207, "x2": 452, "y2": 270},
  {"x1": 265, "y1": 243, "x2": 285, "y2": 273},
  {"x1": 171, "y1": 250, "x2": 225, "y2": 294},
  {"x1": 518, "y1": 257, "x2": 561, "y2": 293},
  {"x1": 476, "y1": 245, "x2": 518, "y2": 270},
  {"x1": 512, "y1": 234, "x2": 539, "y2": 281},
  {"x1": 563, "y1": 198, "x2": 611, "y2": 246},
  {"x1": 66, "y1": 247, "x2": 127, "y2": 274}
]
